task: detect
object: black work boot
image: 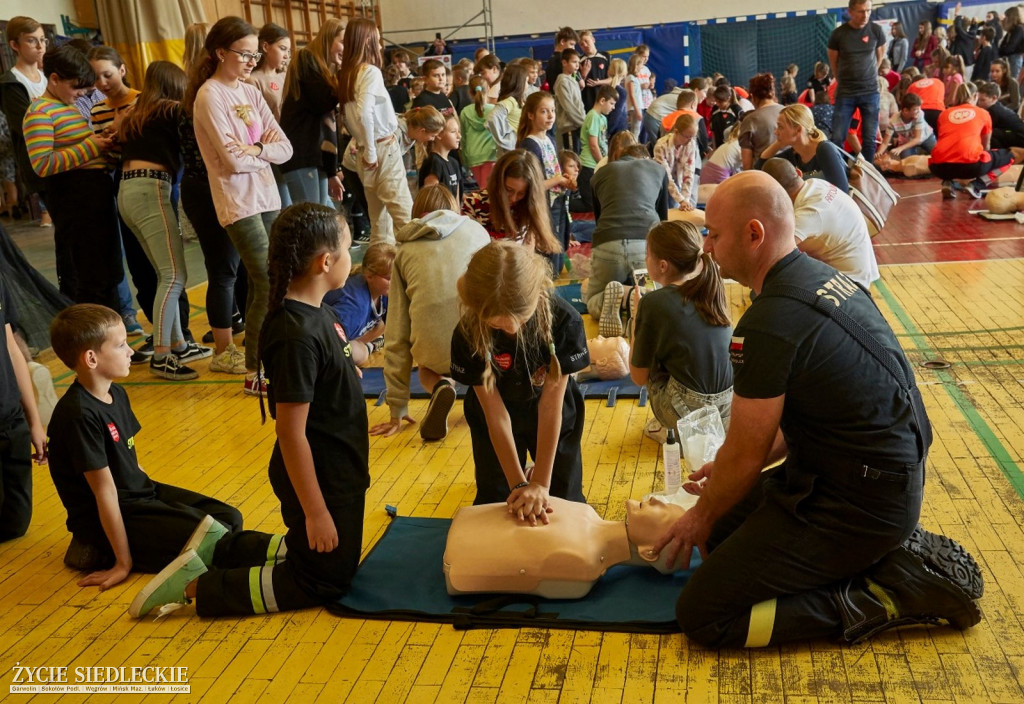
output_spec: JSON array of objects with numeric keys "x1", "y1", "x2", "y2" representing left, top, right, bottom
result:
[
  {"x1": 904, "y1": 524, "x2": 984, "y2": 599},
  {"x1": 832, "y1": 546, "x2": 981, "y2": 644}
]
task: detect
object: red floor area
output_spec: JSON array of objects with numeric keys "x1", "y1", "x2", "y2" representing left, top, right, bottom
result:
[{"x1": 875, "y1": 178, "x2": 1024, "y2": 264}]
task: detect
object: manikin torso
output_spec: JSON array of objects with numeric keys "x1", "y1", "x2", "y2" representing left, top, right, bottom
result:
[{"x1": 443, "y1": 496, "x2": 685, "y2": 599}]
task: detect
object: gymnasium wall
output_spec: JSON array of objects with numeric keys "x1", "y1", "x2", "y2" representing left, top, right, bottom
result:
[
  {"x1": 3, "y1": 0, "x2": 76, "y2": 30},
  {"x1": 379, "y1": 0, "x2": 882, "y2": 41}
]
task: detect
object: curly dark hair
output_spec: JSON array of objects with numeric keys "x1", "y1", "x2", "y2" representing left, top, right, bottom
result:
[{"x1": 748, "y1": 72, "x2": 776, "y2": 103}]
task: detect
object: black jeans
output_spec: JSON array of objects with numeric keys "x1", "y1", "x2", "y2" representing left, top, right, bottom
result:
[
  {"x1": 0, "y1": 416, "x2": 32, "y2": 542},
  {"x1": 44, "y1": 169, "x2": 121, "y2": 309},
  {"x1": 465, "y1": 379, "x2": 587, "y2": 506},
  {"x1": 181, "y1": 175, "x2": 241, "y2": 330},
  {"x1": 676, "y1": 451, "x2": 924, "y2": 648},
  {"x1": 75, "y1": 481, "x2": 244, "y2": 573}
]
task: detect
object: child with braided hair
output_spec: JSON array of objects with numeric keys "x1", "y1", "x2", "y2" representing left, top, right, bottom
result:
[
  {"x1": 450, "y1": 241, "x2": 590, "y2": 524},
  {"x1": 128, "y1": 202, "x2": 369, "y2": 618}
]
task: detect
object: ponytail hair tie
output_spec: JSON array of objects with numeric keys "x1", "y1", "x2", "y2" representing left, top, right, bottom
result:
[
  {"x1": 474, "y1": 85, "x2": 484, "y2": 92},
  {"x1": 549, "y1": 342, "x2": 557, "y2": 356}
]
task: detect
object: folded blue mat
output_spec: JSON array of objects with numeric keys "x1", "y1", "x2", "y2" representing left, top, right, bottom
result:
[
  {"x1": 328, "y1": 516, "x2": 699, "y2": 632},
  {"x1": 359, "y1": 368, "x2": 645, "y2": 406}
]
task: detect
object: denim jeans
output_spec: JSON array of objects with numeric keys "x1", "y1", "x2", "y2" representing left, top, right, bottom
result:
[
  {"x1": 118, "y1": 177, "x2": 188, "y2": 349},
  {"x1": 831, "y1": 91, "x2": 880, "y2": 162},
  {"x1": 901, "y1": 133, "x2": 936, "y2": 157},
  {"x1": 225, "y1": 210, "x2": 278, "y2": 370},
  {"x1": 585, "y1": 239, "x2": 647, "y2": 319},
  {"x1": 647, "y1": 374, "x2": 732, "y2": 431},
  {"x1": 283, "y1": 166, "x2": 333, "y2": 208},
  {"x1": 1009, "y1": 54, "x2": 1023, "y2": 81}
]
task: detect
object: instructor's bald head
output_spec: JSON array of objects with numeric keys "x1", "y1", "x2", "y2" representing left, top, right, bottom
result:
[{"x1": 703, "y1": 171, "x2": 797, "y2": 290}]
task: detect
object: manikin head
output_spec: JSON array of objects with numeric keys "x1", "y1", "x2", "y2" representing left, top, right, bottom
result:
[
  {"x1": 625, "y1": 497, "x2": 687, "y2": 573},
  {"x1": 586, "y1": 336, "x2": 630, "y2": 380}
]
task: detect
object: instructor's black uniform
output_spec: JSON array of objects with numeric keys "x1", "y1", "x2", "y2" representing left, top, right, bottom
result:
[{"x1": 676, "y1": 251, "x2": 931, "y2": 647}]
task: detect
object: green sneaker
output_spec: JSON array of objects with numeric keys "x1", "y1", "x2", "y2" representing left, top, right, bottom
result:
[
  {"x1": 129, "y1": 549, "x2": 207, "y2": 619},
  {"x1": 182, "y1": 515, "x2": 229, "y2": 565}
]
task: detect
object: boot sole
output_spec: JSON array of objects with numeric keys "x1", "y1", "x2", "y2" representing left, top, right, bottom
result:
[
  {"x1": 420, "y1": 383, "x2": 457, "y2": 441},
  {"x1": 906, "y1": 525, "x2": 984, "y2": 599},
  {"x1": 917, "y1": 561, "x2": 982, "y2": 630}
]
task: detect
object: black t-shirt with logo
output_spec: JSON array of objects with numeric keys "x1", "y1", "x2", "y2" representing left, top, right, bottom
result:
[
  {"x1": 260, "y1": 299, "x2": 369, "y2": 500},
  {"x1": 827, "y1": 22, "x2": 886, "y2": 97},
  {"x1": 412, "y1": 89, "x2": 456, "y2": 117},
  {"x1": 580, "y1": 51, "x2": 609, "y2": 112},
  {"x1": 450, "y1": 294, "x2": 590, "y2": 405},
  {"x1": 0, "y1": 278, "x2": 23, "y2": 426},
  {"x1": 47, "y1": 381, "x2": 156, "y2": 535},
  {"x1": 732, "y1": 250, "x2": 929, "y2": 464},
  {"x1": 418, "y1": 152, "x2": 463, "y2": 202}
]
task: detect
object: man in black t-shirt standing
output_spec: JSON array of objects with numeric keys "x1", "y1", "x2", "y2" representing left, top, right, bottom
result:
[
  {"x1": 652, "y1": 171, "x2": 983, "y2": 648},
  {"x1": 828, "y1": 0, "x2": 886, "y2": 162}
]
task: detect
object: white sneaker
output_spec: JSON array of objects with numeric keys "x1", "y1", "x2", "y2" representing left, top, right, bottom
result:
[
  {"x1": 599, "y1": 281, "x2": 624, "y2": 337},
  {"x1": 209, "y1": 343, "x2": 246, "y2": 374}
]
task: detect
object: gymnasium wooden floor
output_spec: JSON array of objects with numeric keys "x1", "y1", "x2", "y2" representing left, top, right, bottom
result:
[{"x1": 2, "y1": 175, "x2": 1023, "y2": 702}]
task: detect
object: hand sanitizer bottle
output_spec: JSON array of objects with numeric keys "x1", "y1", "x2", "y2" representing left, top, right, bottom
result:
[{"x1": 663, "y1": 429, "x2": 681, "y2": 495}]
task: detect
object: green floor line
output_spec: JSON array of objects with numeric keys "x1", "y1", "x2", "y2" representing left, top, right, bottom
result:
[
  {"x1": 924, "y1": 343, "x2": 1024, "y2": 353},
  {"x1": 55, "y1": 378, "x2": 243, "y2": 388},
  {"x1": 895, "y1": 325, "x2": 1024, "y2": 338},
  {"x1": 957, "y1": 359, "x2": 1024, "y2": 367},
  {"x1": 876, "y1": 280, "x2": 1024, "y2": 502}
]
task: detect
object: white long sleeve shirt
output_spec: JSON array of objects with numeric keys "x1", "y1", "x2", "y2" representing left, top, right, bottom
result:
[{"x1": 343, "y1": 64, "x2": 399, "y2": 165}]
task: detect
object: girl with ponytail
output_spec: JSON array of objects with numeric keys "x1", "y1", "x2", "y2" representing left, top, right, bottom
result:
[
  {"x1": 131, "y1": 202, "x2": 371, "y2": 620},
  {"x1": 450, "y1": 240, "x2": 590, "y2": 524},
  {"x1": 629, "y1": 220, "x2": 734, "y2": 442},
  {"x1": 459, "y1": 74, "x2": 497, "y2": 187}
]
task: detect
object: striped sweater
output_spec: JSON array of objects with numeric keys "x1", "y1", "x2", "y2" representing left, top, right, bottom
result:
[
  {"x1": 90, "y1": 88, "x2": 139, "y2": 168},
  {"x1": 23, "y1": 97, "x2": 104, "y2": 177}
]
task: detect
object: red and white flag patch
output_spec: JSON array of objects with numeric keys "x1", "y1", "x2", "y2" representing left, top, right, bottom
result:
[
  {"x1": 334, "y1": 322, "x2": 348, "y2": 342},
  {"x1": 729, "y1": 336, "x2": 744, "y2": 365},
  {"x1": 107, "y1": 423, "x2": 120, "y2": 442}
]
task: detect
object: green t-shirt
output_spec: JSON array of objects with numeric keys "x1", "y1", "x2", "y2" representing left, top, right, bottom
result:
[{"x1": 580, "y1": 109, "x2": 607, "y2": 168}]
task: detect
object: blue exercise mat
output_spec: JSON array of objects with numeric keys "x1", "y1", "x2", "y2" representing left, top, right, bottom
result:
[
  {"x1": 328, "y1": 516, "x2": 699, "y2": 633},
  {"x1": 359, "y1": 368, "x2": 646, "y2": 406}
]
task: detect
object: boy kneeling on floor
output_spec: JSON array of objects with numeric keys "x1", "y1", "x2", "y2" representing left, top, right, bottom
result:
[{"x1": 48, "y1": 304, "x2": 286, "y2": 617}]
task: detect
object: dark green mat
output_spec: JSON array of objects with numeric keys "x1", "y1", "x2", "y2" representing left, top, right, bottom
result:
[{"x1": 328, "y1": 516, "x2": 699, "y2": 632}]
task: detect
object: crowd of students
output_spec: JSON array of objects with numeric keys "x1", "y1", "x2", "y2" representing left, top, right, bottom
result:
[{"x1": 0, "y1": 9, "x2": 998, "y2": 623}]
